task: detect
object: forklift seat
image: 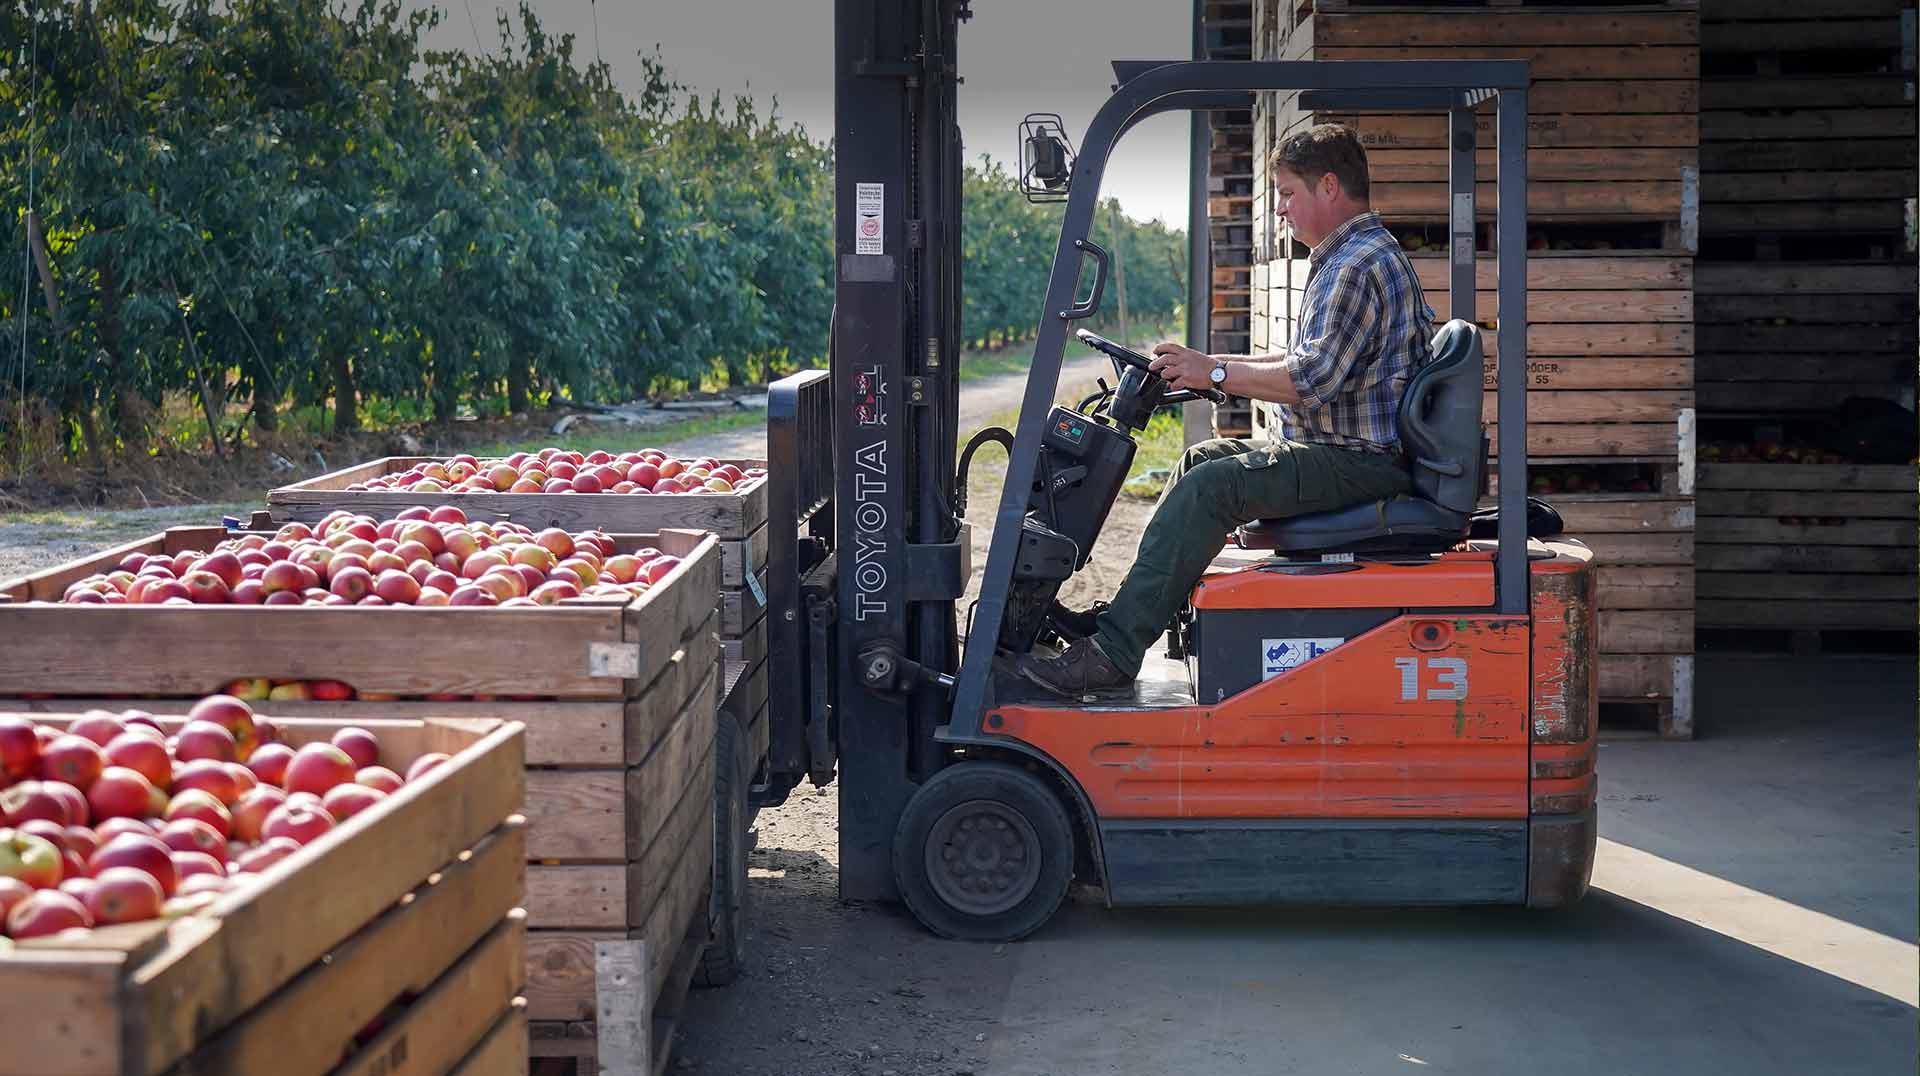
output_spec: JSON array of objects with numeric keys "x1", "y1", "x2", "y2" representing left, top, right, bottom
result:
[{"x1": 1237, "y1": 320, "x2": 1485, "y2": 556}]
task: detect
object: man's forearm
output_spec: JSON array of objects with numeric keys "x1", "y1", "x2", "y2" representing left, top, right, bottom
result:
[{"x1": 1212, "y1": 353, "x2": 1301, "y2": 406}]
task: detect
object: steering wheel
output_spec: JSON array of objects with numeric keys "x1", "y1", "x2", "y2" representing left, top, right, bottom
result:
[{"x1": 1074, "y1": 329, "x2": 1226, "y2": 404}]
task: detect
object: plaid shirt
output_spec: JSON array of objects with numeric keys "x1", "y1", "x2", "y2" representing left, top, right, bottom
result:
[{"x1": 1264, "y1": 211, "x2": 1434, "y2": 453}]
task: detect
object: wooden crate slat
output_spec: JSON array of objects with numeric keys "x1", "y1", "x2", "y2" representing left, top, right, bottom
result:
[
  {"x1": 1485, "y1": 323, "x2": 1694, "y2": 357},
  {"x1": 446, "y1": 1002, "x2": 529, "y2": 1076},
  {"x1": 174, "y1": 831, "x2": 526, "y2": 1076},
  {"x1": 1303, "y1": 44, "x2": 1699, "y2": 81},
  {"x1": 1698, "y1": 463, "x2": 1916, "y2": 492},
  {"x1": 1701, "y1": 137, "x2": 1915, "y2": 172},
  {"x1": 1306, "y1": 10, "x2": 1699, "y2": 47},
  {"x1": 628, "y1": 748, "x2": 716, "y2": 932},
  {"x1": 1695, "y1": 262, "x2": 1916, "y2": 295},
  {"x1": 1695, "y1": 543, "x2": 1913, "y2": 574},
  {"x1": 1697, "y1": 514, "x2": 1915, "y2": 546},
  {"x1": 1697, "y1": 322, "x2": 1912, "y2": 354},
  {"x1": 1598, "y1": 653, "x2": 1684, "y2": 700},
  {"x1": 1702, "y1": 15, "x2": 1909, "y2": 52},
  {"x1": 1697, "y1": 599, "x2": 1916, "y2": 630},
  {"x1": 1599, "y1": 610, "x2": 1695, "y2": 654},
  {"x1": 1597, "y1": 565, "x2": 1695, "y2": 611},
  {"x1": 722, "y1": 613, "x2": 768, "y2": 669},
  {"x1": 1409, "y1": 253, "x2": 1694, "y2": 292},
  {"x1": 627, "y1": 625, "x2": 721, "y2": 769},
  {"x1": 1697, "y1": 572, "x2": 1914, "y2": 602},
  {"x1": 625, "y1": 669, "x2": 721, "y2": 863},
  {"x1": 1484, "y1": 390, "x2": 1693, "y2": 425},
  {"x1": 1700, "y1": 74, "x2": 1913, "y2": 110},
  {"x1": 1492, "y1": 355, "x2": 1694, "y2": 391},
  {"x1": 527, "y1": 865, "x2": 627, "y2": 931},
  {"x1": 1301, "y1": 110, "x2": 1700, "y2": 150},
  {"x1": 722, "y1": 522, "x2": 770, "y2": 587},
  {"x1": 267, "y1": 457, "x2": 769, "y2": 540},
  {"x1": 1553, "y1": 496, "x2": 1697, "y2": 533},
  {"x1": 1487, "y1": 422, "x2": 1681, "y2": 458},
  {"x1": 526, "y1": 770, "x2": 626, "y2": 861},
  {"x1": 1366, "y1": 180, "x2": 1685, "y2": 221},
  {"x1": 1577, "y1": 531, "x2": 1696, "y2": 567},
  {"x1": 1698, "y1": 489, "x2": 1918, "y2": 518}
]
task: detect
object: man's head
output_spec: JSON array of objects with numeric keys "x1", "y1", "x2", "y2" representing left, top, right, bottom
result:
[{"x1": 1270, "y1": 123, "x2": 1371, "y2": 248}]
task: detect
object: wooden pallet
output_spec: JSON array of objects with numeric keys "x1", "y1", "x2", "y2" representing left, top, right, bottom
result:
[
  {"x1": 1696, "y1": 462, "x2": 1917, "y2": 633},
  {"x1": 1259, "y1": 6, "x2": 1702, "y2": 237},
  {"x1": 0, "y1": 523, "x2": 731, "y2": 1056},
  {"x1": 527, "y1": 916, "x2": 708, "y2": 1076},
  {"x1": 0, "y1": 713, "x2": 527, "y2": 1076}
]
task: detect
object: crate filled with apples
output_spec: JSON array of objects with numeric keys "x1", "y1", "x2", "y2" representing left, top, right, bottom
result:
[
  {"x1": 0, "y1": 697, "x2": 526, "y2": 1076},
  {"x1": 0, "y1": 511, "x2": 731, "y2": 1040}
]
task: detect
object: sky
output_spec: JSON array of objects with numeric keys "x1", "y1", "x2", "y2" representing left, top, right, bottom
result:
[{"x1": 406, "y1": 0, "x2": 1196, "y2": 225}]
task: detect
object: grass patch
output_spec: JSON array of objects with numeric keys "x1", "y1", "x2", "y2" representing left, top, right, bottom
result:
[{"x1": 463, "y1": 408, "x2": 766, "y2": 458}]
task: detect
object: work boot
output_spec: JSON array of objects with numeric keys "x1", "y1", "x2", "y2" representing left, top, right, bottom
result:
[
  {"x1": 1046, "y1": 599, "x2": 1110, "y2": 642},
  {"x1": 1013, "y1": 637, "x2": 1132, "y2": 698}
]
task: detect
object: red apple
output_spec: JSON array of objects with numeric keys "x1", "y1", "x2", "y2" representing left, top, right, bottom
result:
[
  {"x1": 329, "y1": 565, "x2": 374, "y2": 603},
  {"x1": 173, "y1": 760, "x2": 241, "y2": 806},
  {"x1": 232, "y1": 835, "x2": 302, "y2": 874},
  {"x1": 63, "y1": 825, "x2": 97, "y2": 861},
  {"x1": 169, "y1": 850, "x2": 225, "y2": 882},
  {"x1": 86, "y1": 865, "x2": 166, "y2": 925},
  {"x1": 372, "y1": 569, "x2": 420, "y2": 604},
  {"x1": 67, "y1": 712, "x2": 128, "y2": 748},
  {"x1": 7, "y1": 889, "x2": 91, "y2": 937},
  {"x1": 267, "y1": 682, "x2": 311, "y2": 701},
  {"x1": 246, "y1": 743, "x2": 295, "y2": 787},
  {"x1": 16, "y1": 819, "x2": 68, "y2": 854},
  {"x1": 448, "y1": 585, "x2": 499, "y2": 607},
  {"x1": 37, "y1": 735, "x2": 105, "y2": 791},
  {"x1": 40, "y1": 781, "x2": 87, "y2": 827},
  {"x1": 226, "y1": 763, "x2": 258, "y2": 796},
  {"x1": 177, "y1": 873, "x2": 227, "y2": 897},
  {"x1": 93, "y1": 817, "x2": 156, "y2": 844},
  {"x1": 321, "y1": 784, "x2": 385, "y2": 822},
  {"x1": 405, "y1": 753, "x2": 452, "y2": 783},
  {"x1": 158, "y1": 817, "x2": 227, "y2": 861},
  {"x1": 175, "y1": 721, "x2": 238, "y2": 764},
  {"x1": 308, "y1": 680, "x2": 355, "y2": 702},
  {"x1": 260, "y1": 561, "x2": 304, "y2": 595},
  {"x1": 330, "y1": 728, "x2": 381, "y2": 770},
  {"x1": 0, "y1": 828, "x2": 63, "y2": 889},
  {"x1": 229, "y1": 787, "x2": 287, "y2": 843},
  {"x1": 0, "y1": 876, "x2": 31, "y2": 923},
  {"x1": 641, "y1": 556, "x2": 681, "y2": 585},
  {"x1": 429, "y1": 505, "x2": 467, "y2": 525},
  {"x1": 87, "y1": 767, "x2": 158, "y2": 822},
  {"x1": 0, "y1": 718, "x2": 40, "y2": 782},
  {"x1": 261, "y1": 802, "x2": 334, "y2": 846},
  {"x1": 186, "y1": 695, "x2": 259, "y2": 760},
  {"x1": 283, "y1": 743, "x2": 356, "y2": 798},
  {"x1": 355, "y1": 767, "x2": 404, "y2": 795},
  {"x1": 199, "y1": 551, "x2": 245, "y2": 588},
  {"x1": 104, "y1": 734, "x2": 171, "y2": 789},
  {"x1": 180, "y1": 570, "x2": 232, "y2": 604},
  {"x1": 90, "y1": 833, "x2": 179, "y2": 896},
  {"x1": 164, "y1": 792, "x2": 232, "y2": 840}
]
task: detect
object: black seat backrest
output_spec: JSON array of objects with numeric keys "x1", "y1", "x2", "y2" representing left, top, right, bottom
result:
[{"x1": 1400, "y1": 320, "x2": 1484, "y2": 516}]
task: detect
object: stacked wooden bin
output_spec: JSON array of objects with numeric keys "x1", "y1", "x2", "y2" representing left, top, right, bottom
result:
[
  {"x1": 1695, "y1": 0, "x2": 1919, "y2": 653},
  {"x1": 1250, "y1": 0, "x2": 1702, "y2": 735},
  {"x1": 0, "y1": 510, "x2": 731, "y2": 1073},
  {"x1": 1206, "y1": 0, "x2": 1259, "y2": 438},
  {"x1": 262, "y1": 456, "x2": 770, "y2": 1072}
]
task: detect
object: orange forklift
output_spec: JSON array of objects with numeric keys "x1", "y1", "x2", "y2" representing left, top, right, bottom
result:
[{"x1": 750, "y1": 0, "x2": 1597, "y2": 942}]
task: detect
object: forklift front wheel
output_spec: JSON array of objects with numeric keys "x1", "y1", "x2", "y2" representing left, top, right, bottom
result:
[{"x1": 893, "y1": 762, "x2": 1075, "y2": 942}]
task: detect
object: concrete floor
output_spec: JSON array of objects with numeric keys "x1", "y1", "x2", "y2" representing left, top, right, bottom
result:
[
  {"x1": 984, "y1": 654, "x2": 1917, "y2": 1075},
  {"x1": 679, "y1": 653, "x2": 1917, "y2": 1075}
]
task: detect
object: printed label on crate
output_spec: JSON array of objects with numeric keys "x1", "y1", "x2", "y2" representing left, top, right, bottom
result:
[
  {"x1": 856, "y1": 182, "x2": 884, "y2": 254},
  {"x1": 1261, "y1": 637, "x2": 1344, "y2": 680}
]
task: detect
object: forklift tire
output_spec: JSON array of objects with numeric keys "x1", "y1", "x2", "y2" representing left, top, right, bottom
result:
[
  {"x1": 893, "y1": 762, "x2": 1075, "y2": 943},
  {"x1": 695, "y1": 714, "x2": 750, "y2": 987}
]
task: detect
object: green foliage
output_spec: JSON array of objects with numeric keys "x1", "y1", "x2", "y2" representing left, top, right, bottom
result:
[{"x1": 0, "y1": 2, "x2": 1183, "y2": 468}]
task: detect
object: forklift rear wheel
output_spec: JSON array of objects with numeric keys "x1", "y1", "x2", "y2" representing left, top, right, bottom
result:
[{"x1": 893, "y1": 762, "x2": 1075, "y2": 942}]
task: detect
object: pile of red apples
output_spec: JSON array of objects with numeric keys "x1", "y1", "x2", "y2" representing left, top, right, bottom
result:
[
  {"x1": 55, "y1": 507, "x2": 682, "y2": 608},
  {"x1": 0, "y1": 696, "x2": 447, "y2": 940},
  {"x1": 345, "y1": 448, "x2": 765, "y2": 495}
]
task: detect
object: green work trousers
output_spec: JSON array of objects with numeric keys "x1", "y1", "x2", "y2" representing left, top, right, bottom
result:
[{"x1": 1090, "y1": 437, "x2": 1412, "y2": 675}]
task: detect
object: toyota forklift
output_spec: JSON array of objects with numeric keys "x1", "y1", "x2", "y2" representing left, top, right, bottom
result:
[{"x1": 752, "y1": 0, "x2": 1598, "y2": 942}]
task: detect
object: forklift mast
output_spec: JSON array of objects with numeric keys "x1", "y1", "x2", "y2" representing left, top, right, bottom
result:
[{"x1": 820, "y1": 0, "x2": 972, "y2": 899}]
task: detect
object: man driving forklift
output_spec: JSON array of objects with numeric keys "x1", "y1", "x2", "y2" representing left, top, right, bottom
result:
[{"x1": 1014, "y1": 122, "x2": 1439, "y2": 697}]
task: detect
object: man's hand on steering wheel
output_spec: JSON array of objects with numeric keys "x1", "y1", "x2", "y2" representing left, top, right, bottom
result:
[{"x1": 1148, "y1": 341, "x2": 1214, "y2": 392}]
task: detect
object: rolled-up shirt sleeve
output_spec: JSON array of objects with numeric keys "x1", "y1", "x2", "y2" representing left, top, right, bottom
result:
[{"x1": 1282, "y1": 265, "x2": 1379, "y2": 412}]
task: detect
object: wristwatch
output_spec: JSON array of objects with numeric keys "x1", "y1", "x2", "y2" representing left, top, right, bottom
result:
[{"x1": 1208, "y1": 360, "x2": 1229, "y2": 387}]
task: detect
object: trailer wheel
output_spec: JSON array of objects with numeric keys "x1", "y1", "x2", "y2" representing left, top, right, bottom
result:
[
  {"x1": 893, "y1": 762, "x2": 1074, "y2": 942},
  {"x1": 696, "y1": 714, "x2": 751, "y2": 986}
]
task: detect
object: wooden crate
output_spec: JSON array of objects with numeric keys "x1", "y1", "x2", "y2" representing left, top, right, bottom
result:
[
  {"x1": 1699, "y1": 1, "x2": 1916, "y2": 246},
  {"x1": 0, "y1": 713, "x2": 527, "y2": 1076},
  {"x1": 0, "y1": 524, "x2": 729, "y2": 1052},
  {"x1": 526, "y1": 916, "x2": 708, "y2": 1076},
  {"x1": 1696, "y1": 462, "x2": 1918, "y2": 632},
  {"x1": 265, "y1": 454, "x2": 770, "y2": 675},
  {"x1": 1696, "y1": 262, "x2": 1916, "y2": 415},
  {"x1": 1259, "y1": 5, "x2": 1701, "y2": 237}
]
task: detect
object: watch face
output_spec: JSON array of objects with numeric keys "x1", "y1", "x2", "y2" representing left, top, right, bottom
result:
[{"x1": 1210, "y1": 363, "x2": 1227, "y2": 384}]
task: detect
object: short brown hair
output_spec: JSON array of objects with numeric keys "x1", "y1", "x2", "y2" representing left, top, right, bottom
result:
[{"x1": 1271, "y1": 123, "x2": 1370, "y2": 200}]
